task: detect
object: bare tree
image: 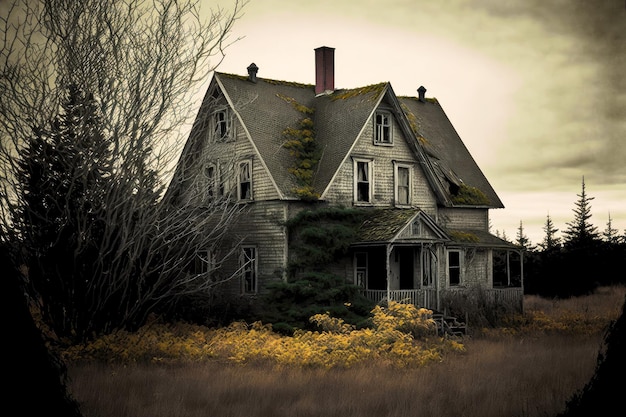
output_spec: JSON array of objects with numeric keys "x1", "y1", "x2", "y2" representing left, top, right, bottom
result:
[{"x1": 1, "y1": 0, "x2": 248, "y2": 341}]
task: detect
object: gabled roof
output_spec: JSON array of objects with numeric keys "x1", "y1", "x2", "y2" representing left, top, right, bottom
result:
[
  {"x1": 354, "y1": 208, "x2": 448, "y2": 244},
  {"x1": 170, "y1": 68, "x2": 504, "y2": 208}
]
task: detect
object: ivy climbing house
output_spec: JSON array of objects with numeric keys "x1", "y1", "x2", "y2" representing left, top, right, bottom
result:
[{"x1": 165, "y1": 46, "x2": 523, "y2": 316}]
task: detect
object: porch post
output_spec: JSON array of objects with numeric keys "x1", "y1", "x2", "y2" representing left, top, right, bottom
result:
[{"x1": 386, "y1": 243, "x2": 391, "y2": 303}]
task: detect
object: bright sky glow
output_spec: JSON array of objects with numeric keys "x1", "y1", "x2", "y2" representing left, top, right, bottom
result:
[{"x1": 201, "y1": 0, "x2": 626, "y2": 244}]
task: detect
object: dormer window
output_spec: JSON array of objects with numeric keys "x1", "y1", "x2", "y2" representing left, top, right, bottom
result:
[
  {"x1": 213, "y1": 109, "x2": 232, "y2": 141},
  {"x1": 374, "y1": 111, "x2": 392, "y2": 145}
]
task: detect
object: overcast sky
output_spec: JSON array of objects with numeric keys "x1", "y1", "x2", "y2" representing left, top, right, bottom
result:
[{"x1": 206, "y1": 0, "x2": 625, "y2": 244}]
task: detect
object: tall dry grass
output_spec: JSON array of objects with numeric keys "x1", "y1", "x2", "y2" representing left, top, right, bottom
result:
[{"x1": 67, "y1": 285, "x2": 626, "y2": 417}]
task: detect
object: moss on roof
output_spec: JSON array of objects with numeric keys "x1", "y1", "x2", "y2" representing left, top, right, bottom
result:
[
  {"x1": 357, "y1": 209, "x2": 420, "y2": 242},
  {"x1": 451, "y1": 184, "x2": 491, "y2": 206},
  {"x1": 400, "y1": 103, "x2": 429, "y2": 145},
  {"x1": 398, "y1": 95, "x2": 439, "y2": 104},
  {"x1": 276, "y1": 93, "x2": 315, "y2": 114},
  {"x1": 264, "y1": 78, "x2": 314, "y2": 89},
  {"x1": 448, "y1": 230, "x2": 480, "y2": 243},
  {"x1": 330, "y1": 83, "x2": 386, "y2": 101}
]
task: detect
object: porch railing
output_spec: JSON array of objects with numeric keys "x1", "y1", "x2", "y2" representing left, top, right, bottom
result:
[
  {"x1": 362, "y1": 287, "x2": 523, "y2": 313},
  {"x1": 362, "y1": 289, "x2": 438, "y2": 311}
]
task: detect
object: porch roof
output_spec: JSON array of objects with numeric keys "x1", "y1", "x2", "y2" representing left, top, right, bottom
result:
[
  {"x1": 354, "y1": 208, "x2": 447, "y2": 244},
  {"x1": 445, "y1": 229, "x2": 521, "y2": 249}
]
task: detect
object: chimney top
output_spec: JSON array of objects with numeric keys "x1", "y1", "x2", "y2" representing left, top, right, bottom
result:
[
  {"x1": 315, "y1": 47, "x2": 335, "y2": 95},
  {"x1": 417, "y1": 86, "x2": 427, "y2": 102},
  {"x1": 247, "y1": 63, "x2": 258, "y2": 83}
]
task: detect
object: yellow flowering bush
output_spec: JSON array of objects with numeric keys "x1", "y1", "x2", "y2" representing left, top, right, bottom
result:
[{"x1": 61, "y1": 302, "x2": 464, "y2": 369}]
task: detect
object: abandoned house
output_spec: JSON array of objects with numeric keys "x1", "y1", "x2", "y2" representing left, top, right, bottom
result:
[{"x1": 166, "y1": 46, "x2": 524, "y2": 317}]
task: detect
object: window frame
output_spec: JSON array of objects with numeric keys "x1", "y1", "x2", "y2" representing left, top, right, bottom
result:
[
  {"x1": 394, "y1": 162, "x2": 411, "y2": 206},
  {"x1": 205, "y1": 163, "x2": 216, "y2": 200},
  {"x1": 354, "y1": 251, "x2": 368, "y2": 287},
  {"x1": 374, "y1": 111, "x2": 393, "y2": 145},
  {"x1": 237, "y1": 159, "x2": 253, "y2": 201},
  {"x1": 353, "y1": 158, "x2": 373, "y2": 204},
  {"x1": 212, "y1": 109, "x2": 233, "y2": 142},
  {"x1": 447, "y1": 249, "x2": 463, "y2": 287},
  {"x1": 240, "y1": 246, "x2": 258, "y2": 294},
  {"x1": 195, "y1": 249, "x2": 216, "y2": 277}
]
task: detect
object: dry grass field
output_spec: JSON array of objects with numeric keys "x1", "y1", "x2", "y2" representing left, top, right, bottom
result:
[{"x1": 67, "y1": 286, "x2": 625, "y2": 417}]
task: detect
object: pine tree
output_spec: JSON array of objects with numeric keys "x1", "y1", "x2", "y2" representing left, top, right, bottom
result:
[
  {"x1": 602, "y1": 213, "x2": 619, "y2": 244},
  {"x1": 16, "y1": 85, "x2": 114, "y2": 338},
  {"x1": 563, "y1": 176, "x2": 599, "y2": 248},
  {"x1": 516, "y1": 220, "x2": 533, "y2": 250},
  {"x1": 540, "y1": 213, "x2": 561, "y2": 251}
]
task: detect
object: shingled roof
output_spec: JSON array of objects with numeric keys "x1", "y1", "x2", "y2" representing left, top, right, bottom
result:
[
  {"x1": 169, "y1": 51, "x2": 504, "y2": 209},
  {"x1": 399, "y1": 96, "x2": 503, "y2": 208}
]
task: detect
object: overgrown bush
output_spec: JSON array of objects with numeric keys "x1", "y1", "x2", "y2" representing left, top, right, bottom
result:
[{"x1": 61, "y1": 302, "x2": 462, "y2": 369}]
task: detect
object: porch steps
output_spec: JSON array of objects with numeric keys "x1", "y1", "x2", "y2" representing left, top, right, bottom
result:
[{"x1": 431, "y1": 311, "x2": 467, "y2": 336}]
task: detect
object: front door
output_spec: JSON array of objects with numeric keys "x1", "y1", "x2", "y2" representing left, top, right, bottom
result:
[{"x1": 397, "y1": 247, "x2": 414, "y2": 289}]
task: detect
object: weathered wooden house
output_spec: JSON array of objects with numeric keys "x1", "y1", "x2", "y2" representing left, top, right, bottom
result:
[{"x1": 166, "y1": 46, "x2": 523, "y2": 316}]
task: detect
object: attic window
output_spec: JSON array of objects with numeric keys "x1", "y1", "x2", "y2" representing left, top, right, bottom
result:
[
  {"x1": 374, "y1": 111, "x2": 392, "y2": 145},
  {"x1": 213, "y1": 109, "x2": 232, "y2": 141}
]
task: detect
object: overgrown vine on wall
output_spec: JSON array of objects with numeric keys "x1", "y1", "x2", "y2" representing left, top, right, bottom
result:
[
  {"x1": 278, "y1": 93, "x2": 320, "y2": 201},
  {"x1": 259, "y1": 207, "x2": 375, "y2": 334}
]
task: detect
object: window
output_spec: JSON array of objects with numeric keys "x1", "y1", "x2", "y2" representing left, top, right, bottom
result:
[
  {"x1": 448, "y1": 250, "x2": 462, "y2": 286},
  {"x1": 238, "y1": 160, "x2": 252, "y2": 200},
  {"x1": 354, "y1": 252, "x2": 368, "y2": 287},
  {"x1": 354, "y1": 159, "x2": 372, "y2": 203},
  {"x1": 195, "y1": 250, "x2": 216, "y2": 277},
  {"x1": 205, "y1": 164, "x2": 216, "y2": 199},
  {"x1": 374, "y1": 111, "x2": 392, "y2": 144},
  {"x1": 241, "y1": 246, "x2": 257, "y2": 294},
  {"x1": 395, "y1": 164, "x2": 410, "y2": 205},
  {"x1": 411, "y1": 220, "x2": 422, "y2": 236},
  {"x1": 213, "y1": 110, "x2": 232, "y2": 141},
  {"x1": 218, "y1": 163, "x2": 231, "y2": 197}
]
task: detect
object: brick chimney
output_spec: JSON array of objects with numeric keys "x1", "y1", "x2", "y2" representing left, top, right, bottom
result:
[{"x1": 315, "y1": 46, "x2": 335, "y2": 95}]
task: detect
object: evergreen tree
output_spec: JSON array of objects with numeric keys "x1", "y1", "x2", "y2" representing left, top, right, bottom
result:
[
  {"x1": 515, "y1": 220, "x2": 534, "y2": 251},
  {"x1": 563, "y1": 176, "x2": 600, "y2": 248},
  {"x1": 16, "y1": 85, "x2": 114, "y2": 339},
  {"x1": 602, "y1": 213, "x2": 619, "y2": 244},
  {"x1": 539, "y1": 213, "x2": 561, "y2": 251}
]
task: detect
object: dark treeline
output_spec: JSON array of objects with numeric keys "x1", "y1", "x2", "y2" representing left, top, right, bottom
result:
[{"x1": 507, "y1": 178, "x2": 626, "y2": 298}]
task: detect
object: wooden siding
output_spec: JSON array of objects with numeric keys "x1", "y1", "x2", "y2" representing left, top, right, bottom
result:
[
  {"x1": 323, "y1": 115, "x2": 437, "y2": 211},
  {"x1": 439, "y1": 207, "x2": 489, "y2": 230},
  {"x1": 189, "y1": 116, "x2": 280, "y2": 204},
  {"x1": 217, "y1": 200, "x2": 289, "y2": 298}
]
